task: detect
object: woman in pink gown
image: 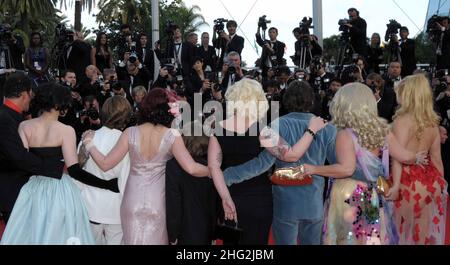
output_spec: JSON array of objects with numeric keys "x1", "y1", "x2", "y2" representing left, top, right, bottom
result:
[{"x1": 82, "y1": 88, "x2": 210, "y2": 244}]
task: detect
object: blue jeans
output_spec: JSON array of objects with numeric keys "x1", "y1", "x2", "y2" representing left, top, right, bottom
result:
[{"x1": 272, "y1": 215, "x2": 323, "y2": 245}]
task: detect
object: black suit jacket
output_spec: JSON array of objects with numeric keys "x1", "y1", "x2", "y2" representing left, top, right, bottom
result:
[
  {"x1": 349, "y1": 17, "x2": 368, "y2": 57},
  {"x1": 137, "y1": 46, "x2": 155, "y2": 76},
  {"x1": 255, "y1": 34, "x2": 285, "y2": 69},
  {"x1": 0, "y1": 105, "x2": 62, "y2": 213},
  {"x1": 400, "y1": 38, "x2": 416, "y2": 77},
  {"x1": 437, "y1": 29, "x2": 450, "y2": 71},
  {"x1": 165, "y1": 158, "x2": 216, "y2": 245},
  {"x1": 226, "y1": 35, "x2": 244, "y2": 56},
  {"x1": 63, "y1": 40, "x2": 92, "y2": 79}
]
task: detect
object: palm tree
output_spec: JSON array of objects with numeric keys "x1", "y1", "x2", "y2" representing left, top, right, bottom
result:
[
  {"x1": 58, "y1": 0, "x2": 96, "y2": 31},
  {"x1": 0, "y1": 0, "x2": 58, "y2": 34}
]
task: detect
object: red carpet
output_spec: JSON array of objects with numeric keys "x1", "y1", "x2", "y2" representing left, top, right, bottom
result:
[{"x1": 0, "y1": 199, "x2": 449, "y2": 244}]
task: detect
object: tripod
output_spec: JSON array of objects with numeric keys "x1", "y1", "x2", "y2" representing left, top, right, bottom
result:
[
  {"x1": 297, "y1": 37, "x2": 313, "y2": 70},
  {"x1": 49, "y1": 42, "x2": 68, "y2": 79},
  {"x1": 335, "y1": 31, "x2": 355, "y2": 77},
  {"x1": 0, "y1": 42, "x2": 13, "y2": 70}
]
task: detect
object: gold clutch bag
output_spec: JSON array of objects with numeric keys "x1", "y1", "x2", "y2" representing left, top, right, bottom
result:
[
  {"x1": 376, "y1": 176, "x2": 391, "y2": 196},
  {"x1": 270, "y1": 165, "x2": 313, "y2": 186}
]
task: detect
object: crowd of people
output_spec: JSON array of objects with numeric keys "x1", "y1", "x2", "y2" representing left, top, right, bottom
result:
[{"x1": 0, "y1": 7, "x2": 449, "y2": 245}]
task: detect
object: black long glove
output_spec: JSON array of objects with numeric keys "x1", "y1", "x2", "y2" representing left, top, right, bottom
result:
[{"x1": 67, "y1": 163, "x2": 119, "y2": 193}]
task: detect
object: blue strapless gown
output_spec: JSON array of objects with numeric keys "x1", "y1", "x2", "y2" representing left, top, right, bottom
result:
[{"x1": 0, "y1": 147, "x2": 95, "y2": 245}]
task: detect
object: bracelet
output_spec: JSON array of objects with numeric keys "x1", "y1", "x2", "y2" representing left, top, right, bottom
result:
[{"x1": 305, "y1": 128, "x2": 316, "y2": 139}]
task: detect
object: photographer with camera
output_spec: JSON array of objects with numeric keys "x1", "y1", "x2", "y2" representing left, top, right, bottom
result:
[
  {"x1": 136, "y1": 33, "x2": 155, "y2": 76},
  {"x1": 96, "y1": 68, "x2": 118, "y2": 107},
  {"x1": 291, "y1": 18, "x2": 322, "y2": 69},
  {"x1": 116, "y1": 24, "x2": 136, "y2": 62},
  {"x1": 343, "y1": 8, "x2": 367, "y2": 58},
  {"x1": 117, "y1": 52, "x2": 152, "y2": 104},
  {"x1": 0, "y1": 24, "x2": 25, "y2": 71},
  {"x1": 78, "y1": 65, "x2": 103, "y2": 100},
  {"x1": 428, "y1": 16, "x2": 450, "y2": 71},
  {"x1": 76, "y1": 95, "x2": 102, "y2": 140},
  {"x1": 255, "y1": 16, "x2": 286, "y2": 82},
  {"x1": 213, "y1": 20, "x2": 244, "y2": 69},
  {"x1": 220, "y1": 51, "x2": 243, "y2": 94}
]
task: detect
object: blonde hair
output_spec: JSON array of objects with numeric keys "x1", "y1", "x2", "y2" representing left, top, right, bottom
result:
[
  {"x1": 225, "y1": 78, "x2": 269, "y2": 122},
  {"x1": 330, "y1": 82, "x2": 389, "y2": 150},
  {"x1": 394, "y1": 74, "x2": 440, "y2": 140}
]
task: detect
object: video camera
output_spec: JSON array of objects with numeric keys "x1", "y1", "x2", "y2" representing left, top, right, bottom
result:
[
  {"x1": 299, "y1": 17, "x2": 313, "y2": 35},
  {"x1": 338, "y1": 18, "x2": 351, "y2": 32},
  {"x1": 384, "y1": 19, "x2": 402, "y2": 42},
  {"x1": 427, "y1": 15, "x2": 448, "y2": 41},
  {"x1": 165, "y1": 21, "x2": 178, "y2": 35},
  {"x1": 258, "y1": 15, "x2": 271, "y2": 31},
  {"x1": 55, "y1": 24, "x2": 74, "y2": 48},
  {"x1": 0, "y1": 24, "x2": 13, "y2": 44},
  {"x1": 214, "y1": 18, "x2": 229, "y2": 34}
]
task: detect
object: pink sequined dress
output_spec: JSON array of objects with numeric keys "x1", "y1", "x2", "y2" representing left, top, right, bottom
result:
[{"x1": 121, "y1": 127, "x2": 176, "y2": 245}]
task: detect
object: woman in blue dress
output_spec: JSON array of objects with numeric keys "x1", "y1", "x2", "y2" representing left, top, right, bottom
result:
[{"x1": 1, "y1": 83, "x2": 118, "y2": 245}]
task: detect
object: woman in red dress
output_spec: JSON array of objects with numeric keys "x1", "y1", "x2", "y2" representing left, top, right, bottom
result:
[{"x1": 389, "y1": 74, "x2": 448, "y2": 244}]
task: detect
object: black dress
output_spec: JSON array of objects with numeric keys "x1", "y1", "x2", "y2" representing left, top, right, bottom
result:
[
  {"x1": 215, "y1": 122, "x2": 273, "y2": 245},
  {"x1": 95, "y1": 48, "x2": 111, "y2": 73}
]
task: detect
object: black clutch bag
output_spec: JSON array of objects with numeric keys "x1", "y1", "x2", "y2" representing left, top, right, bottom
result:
[{"x1": 214, "y1": 221, "x2": 243, "y2": 245}]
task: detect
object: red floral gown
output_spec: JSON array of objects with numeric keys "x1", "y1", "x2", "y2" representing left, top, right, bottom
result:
[{"x1": 394, "y1": 161, "x2": 448, "y2": 245}]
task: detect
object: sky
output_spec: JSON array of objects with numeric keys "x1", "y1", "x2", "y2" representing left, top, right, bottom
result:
[{"x1": 63, "y1": 0, "x2": 432, "y2": 67}]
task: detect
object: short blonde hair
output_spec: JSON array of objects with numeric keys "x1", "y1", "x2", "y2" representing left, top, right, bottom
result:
[
  {"x1": 394, "y1": 74, "x2": 440, "y2": 139},
  {"x1": 330, "y1": 82, "x2": 389, "y2": 150},
  {"x1": 225, "y1": 78, "x2": 268, "y2": 122}
]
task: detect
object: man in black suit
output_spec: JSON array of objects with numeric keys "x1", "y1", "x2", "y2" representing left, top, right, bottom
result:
[
  {"x1": 399, "y1": 27, "x2": 416, "y2": 77},
  {"x1": 380, "y1": 61, "x2": 402, "y2": 122},
  {"x1": 62, "y1": 31, "x2": 92, "y2": 82},
  {"x1": 436, "y1": 16, "x2": 450, "y2": 71},
  {"x1": 220, "y1": 52, "x2": 243, "y2": 94},
  {"x1": 256, "y1": 27, "x2": 286, "y2": 81},
  {"x1": 213, "y1": 20, "x2": 245, "y2": 69},
  {"x1": 0, "y1": 73, "x2": 62, "y2": 223},
  {"x1": 346, "y1": 8, "x2": 367, "y2": 58},
  {"x1": 137, "y1": 33, "x2": 155, "y2": 78}
]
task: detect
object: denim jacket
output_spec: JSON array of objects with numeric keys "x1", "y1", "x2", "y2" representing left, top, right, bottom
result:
[{"x1": 223, "y1": 112, "x2": 337, "y2": 220}]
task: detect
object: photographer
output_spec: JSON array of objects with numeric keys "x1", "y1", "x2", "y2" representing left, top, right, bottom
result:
[
  {"x1": 97, "y1": 68, "x2": 117, "y2": 106},
  {"x1": 136, "y1": 33, "x2": 155, "y2": 76},
  {"x1": 63, "y1": 31, "x2": 92, "y2": 81},
  {"x1": 220, "y1": 51, "x2": 243, "y2": 93},
  {"x1": 399, "y1": 27, "x2": 416, "y2": 77},
  {"x1": 309, "y1": 56, "x2": 334, "y2": 93},
  {"x1": 58, "y1": 70, "x2": 84, "y2": 132},
  {"x1": 78, "y1": 65, "x2": 102, "y2": 99},
  {"x1": 117, "y1": 52, "x2": 152, "y2": 102},
  {"x1": 76, "y1": 95, "x2": 102, "y2": 139},
  {"x1": 367, "y1": 33, "x2": 384, "y2": 74},
  {"x1": 197, "y1": 32, "x2": 217, "y2": 74},
  {"x1": 321, "y1": 78, "x2": 342, "y2": 120},
  {"x1": 365, "y1": 73, "x2": 394, "y2": 121},
  {"x1": 213, "y1": 20, "x2": 244, "y2": 68},
  {"x1": 291, "y1": 26, "x2": 322, "y2": 69},
  {"x1": 256, "y1": 22, "x2": 286, "y2": 81},
  {"x1": 434, "y1": 16, "x2": 450, "y2": 71},
  {"x1": 0, "y1": 24, "x2": 25, "y2": 71},
  {"x1": 116, "y1": 24, "x2": 136, "y2": 62},
  {"x1": 344, "y1": 8, "x2": 367, "y2": 58}
]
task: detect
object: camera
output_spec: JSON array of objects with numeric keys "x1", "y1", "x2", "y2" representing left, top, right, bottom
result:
[
  {"x1": 227, "y1": 63, "x2": 236, "y2": 75},
  {"x1": 384, "y1": 19, "x2": 402, "y2": 42},
  {"x1": 310, "y1": 56, "x2": 324, "y2": 74},
  {"x1": 165, "y1": 21, "x2": 178, "y2": 35},
  {"x1": 214, "y1": 18, "x2": 229, "y2": 34},
  {"x1": 54, "y1": 24, "x2": 74, "y2": 48},
  {"x1": 80, "y1": 103, "x2": 100, "y2": 121},
  {"x1": 126, "y1": 41, "x2": 138, "y2": 64},
  {"x1": 427, "y1": 15, "x2": 448, "y2": 42},
  {"x1": 299, "y1": 17, "x2": 313, "y2": 35},
  {"x1": 258, "y1": 15, "x2": 271, "y2": 30},
  {"x1": 0, "y1": 24, "x2": 13, "y2": 44},
  {"x1": 338, "y1": 18, "x2": 351, "y2": 32}
]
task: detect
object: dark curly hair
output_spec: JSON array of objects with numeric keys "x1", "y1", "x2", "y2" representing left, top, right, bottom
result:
[
  {"x1": 283, "y1": 80, "x2": 314, "y2": 113},
  {"x1": 138, "y1": 88, "x2": 174, "y2": 128},
  {"x1": 32, "y1": 82, "x2": 72, "y2": 113}
]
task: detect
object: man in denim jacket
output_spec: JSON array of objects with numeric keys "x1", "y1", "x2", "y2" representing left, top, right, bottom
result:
[{"x1": 223, "y1": 81, "x2": 336, "y2": 245}]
